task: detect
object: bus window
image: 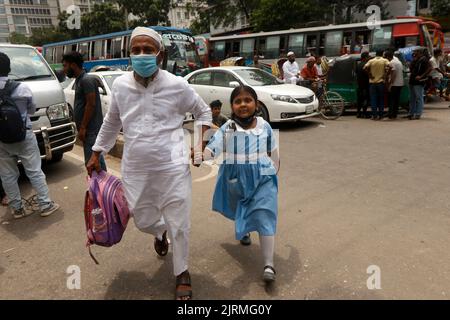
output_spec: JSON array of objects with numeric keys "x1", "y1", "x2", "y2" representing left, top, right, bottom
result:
[
  {"x1": 319, "y1": 33, "x2": 325, "y2": 56},
  {"x1": 44, "y1": 47, "x2": 54, "y2": 63},
  {"x1": 106, "y1": 39, "x2": 112, "y2": 59},
  {"x1": 266, "y1": 36, "x2": 280, "y2": 59},
  {"x1": 63, "y1": 45, "x2": 71, "y2": 55},
  {"x1": 112, "y1": 37, "x2": 122, "y2": 59},
  {"x1": 325, "y1": 31, "x2": 342, "y2": 57},
  {"x1": 394, "y1": 36, "x2": 419, "y2": 49},
  {"x1": 343, "y1": 31, "x2": 352, "y2": 54},
  {"x1": 78, "y1": 42, "x2": 89, "y2": 60},
  {"x1": 54, "y1": 46, "x2": 64, "y2": 63},
  {"x1": 288, "y1": 34, "x2": 304, "y2": 57},
  {"x1": 232, "y1": 41, "x2": 240, "y2": 57},
  {"x1": 91, "y1": 40, "x2": 104, "y2": 60},
  {"x1": 279, "y1": 36, "x2": 287, "y2": 57},
  {"x1": 306, "y1": 34, "x2": 317, "y2": 56},
  {"x1": 225, "y1": 42, "x2": 232, "y2": 58},
  {"x1": 122, "y1": 36, "x2": 130, "y2": 58},
  {"x1": 257, "y1": 38, "x2": 266, "y2": 57},
  {"x1": 214, "y1": 41, "x2": 225, "y2": 60},
  {"x1": 354, "y1": 30, "x2": 371, "y2": 53},
  {"x1": 372, "y1": 26, "x2": 392, "y2": 51},
  {"x1": 240, "y1": 38, "x2": 254, "y2": 60}
]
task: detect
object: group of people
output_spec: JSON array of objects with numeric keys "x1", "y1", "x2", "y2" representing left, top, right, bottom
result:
[
  {"x1": 281, "y1": 51, "x2": 328, "y2": 86},
  {"x1": 0, "y1": 27, "x2": 281, "y2": 300},
  {"x1": 357, "y1": 47, "x2": 449, "y2": 121}
]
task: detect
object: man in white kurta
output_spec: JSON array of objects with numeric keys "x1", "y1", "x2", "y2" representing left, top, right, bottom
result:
[
  {"x1": 282, "y1": 51, "x2": 302, "y2": 84},
  {"x1": 87, "y1": 27, "x2": 211, "y2": 300}
]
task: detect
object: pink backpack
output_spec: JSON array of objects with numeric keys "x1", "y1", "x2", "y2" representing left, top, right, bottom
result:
[{"x1": 84, "y1": 171, "x2": 130, "y2": 264}]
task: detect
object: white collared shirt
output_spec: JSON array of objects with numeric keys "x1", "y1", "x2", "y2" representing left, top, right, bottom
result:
[{"x1": 92, "y1": 70, "x2": 212, "y2": 173}]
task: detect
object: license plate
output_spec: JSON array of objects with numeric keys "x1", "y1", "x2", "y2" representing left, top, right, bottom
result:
[{"x1": 306, "y1": 105, "x2": 313, "y2": 114}]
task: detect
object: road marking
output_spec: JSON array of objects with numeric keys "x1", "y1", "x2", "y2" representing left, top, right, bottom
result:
[
  {"x1": 66, "y1": 152, "x2": 218, "y2": 182},
  {"x1": 193, "y1": 160, "x2": 219, "y2": 183}
]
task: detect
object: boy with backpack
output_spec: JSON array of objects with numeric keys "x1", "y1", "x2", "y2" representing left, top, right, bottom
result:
[{"x1": 0, "y1": 52, "x2": 60, "y2": 219}]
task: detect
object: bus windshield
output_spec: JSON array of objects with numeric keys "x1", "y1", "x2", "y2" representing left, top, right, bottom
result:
[
  {"x1": 162, "y1": 32, "x2": 201, "y2": 68},
  {"x1": 1, "y1": 47, "x2": 54, "y2": 81}
]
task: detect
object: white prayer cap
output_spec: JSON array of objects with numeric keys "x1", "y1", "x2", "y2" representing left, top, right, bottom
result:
[
  {"x1": 131, "y1": 27, "x2": 163, "y2": 49},
  {"x1": 287, "y1": 51, "x2": 295, "y2": 57}
]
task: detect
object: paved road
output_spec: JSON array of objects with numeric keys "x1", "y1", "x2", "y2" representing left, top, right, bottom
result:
[{"x1": 1, "y1": 100, "x2": 450, "y2": 299}]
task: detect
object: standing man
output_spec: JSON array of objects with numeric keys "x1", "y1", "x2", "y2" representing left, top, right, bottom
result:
[
  {"x1": 62, "y1": 52, "x2": 106, "y2": 171},
  {"x1": 385, "y1": 50, "x2": 404, "y2": 120},
  {"x1": 356, "y1": 52, "x2": 371, "y2": 118},
  {"x1": 86, "y1": 27, "x2": 212, "y2": 300},
  {"x1": 364, "y1": 49, "x2": 390, "y2": 120},
  {"x1": 0, "y1": 52, "x2": 59, "y2": 219},
  {"x1": 250, "y1": 55, "x2": 263, "y2": 70},
  {"x1": 408, "y1": 48, "x2": 432, "y2": 120},
  {"x1": 282, "y1": 52, "x2": 301, "y2": 84}
]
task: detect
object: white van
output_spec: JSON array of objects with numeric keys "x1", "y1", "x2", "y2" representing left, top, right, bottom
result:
[{"x1": 0, "y1": 44, "x2": 76, "y2": 162}]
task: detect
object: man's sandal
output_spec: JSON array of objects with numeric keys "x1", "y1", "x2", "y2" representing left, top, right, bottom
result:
[
  {"x1": 154, "y1": 231, "x2": 169, "y2": 257},
  {"x1": 175, "y1": 271, "x2": 192, "y2": 300},
  {"x1": 263, "y1": 265, "x2": 276, "y2": 283}
]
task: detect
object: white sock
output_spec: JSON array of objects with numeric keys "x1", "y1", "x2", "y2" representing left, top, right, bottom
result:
[{"x1": 259, "y1": 235, "x2": 275, "y2": 270}]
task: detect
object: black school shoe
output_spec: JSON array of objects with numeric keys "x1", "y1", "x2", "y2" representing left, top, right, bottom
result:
[{"x1": 240, "y1": 233, "x2": 251, "y2": 246}]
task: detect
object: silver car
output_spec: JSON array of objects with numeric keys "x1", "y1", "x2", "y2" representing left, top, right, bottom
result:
[{"x1": 0, "y1": 44, "x2": 76, "y2": 162}]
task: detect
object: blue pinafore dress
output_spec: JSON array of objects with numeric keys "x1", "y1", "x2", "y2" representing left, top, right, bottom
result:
[{"x1": 206, "y1": 117, "x2": 278, "y2": 240}]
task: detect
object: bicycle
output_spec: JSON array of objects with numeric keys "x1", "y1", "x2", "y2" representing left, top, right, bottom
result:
[
  {"x1": 299, "y1": 79, "x2": 345, "y2": 120},
  {"x1": 315, "y1": 79, "x2": 346, "y2": 120}
]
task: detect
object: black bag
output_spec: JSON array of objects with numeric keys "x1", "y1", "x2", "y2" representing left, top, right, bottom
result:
[{"x1": 0, "y1": 80, "x2": 26, "y2": 144}]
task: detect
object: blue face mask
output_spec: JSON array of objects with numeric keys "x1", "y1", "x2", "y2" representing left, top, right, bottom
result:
[{"x1": 131, "y1": 53, "x2": 159, "y2": 78}]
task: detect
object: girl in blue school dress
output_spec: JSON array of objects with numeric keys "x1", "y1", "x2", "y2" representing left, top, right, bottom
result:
[{"x1": 204, "y1": 85, "x2": 280, "y2": 283}]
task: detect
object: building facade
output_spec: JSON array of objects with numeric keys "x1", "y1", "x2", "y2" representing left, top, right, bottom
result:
[
  {"x1": 58, "y1": 0, "x2": 115, "y2": 15},
  {"x1": 168, "y1": 0, "x2": 200, "y2": 30},
  {"x1": 0, "y1": 0, "x2": 60, "y2": 42}
]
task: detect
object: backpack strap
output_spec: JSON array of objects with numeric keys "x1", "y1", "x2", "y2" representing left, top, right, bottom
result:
[{"x1": 0, "y1": 80, "x2": 20, "y2": 98}]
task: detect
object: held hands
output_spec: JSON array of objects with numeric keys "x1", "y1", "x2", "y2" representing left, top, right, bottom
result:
[{"x1": 190, "y1": 147, "x2": 203, "y2": 167}]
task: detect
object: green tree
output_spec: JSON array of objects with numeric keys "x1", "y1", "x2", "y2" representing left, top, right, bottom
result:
[
  {"x1": 431, "y1": 0, "x2": 450, "y2": 17},
  {"x1": 251, "y1": 0, "x2": 327, "y2": 32},
  {"x1": 116, "y1": 0, "x2": 170, "y2": 27},
  {"x1": 327, "y1": 0, "x2": 390, "y2": 24},
  {"x1": 9, "y1": 32, "x2": 32, "y2": 45},
  {"x1": 80, "y1": 3, "x2": 126, "y2": 36},
  {"x1": 187, "y1": 0, "x2": 259, "y2": 31},
  {"x1": 187, "y1": 6, "x2": 210, "y2": 35}
]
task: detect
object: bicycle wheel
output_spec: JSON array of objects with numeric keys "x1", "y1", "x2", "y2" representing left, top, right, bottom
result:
[{"x1": 319, "y1": 91, "x2": 345, "y2": 120}]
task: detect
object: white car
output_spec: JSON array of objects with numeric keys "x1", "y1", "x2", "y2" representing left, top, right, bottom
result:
[
  {"x1": 184, "y1": 66, "x2": 319, "y2": 122},
  {"x1": 64, "y1": 70, "x2": 127, "y2": 118}
]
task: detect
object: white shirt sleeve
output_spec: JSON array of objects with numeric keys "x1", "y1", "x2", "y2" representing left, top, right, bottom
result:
[
  {"x1": 92, "y1": 87, "x2": 122, "y2": 154},
  {"x1": 180, "y1": 79, "x2": 212, "y2": 127}
]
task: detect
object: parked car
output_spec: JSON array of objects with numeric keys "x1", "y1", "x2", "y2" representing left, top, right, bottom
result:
[
  {"x1": 0, "y1": 44, "x2": 76, "y2": 162},
  {"x1": 184, "y1": 66, "x2": 319, "y2": 122},
  {"x1": 64, "y1": 70, "x2": 127, "y2": 118}
]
